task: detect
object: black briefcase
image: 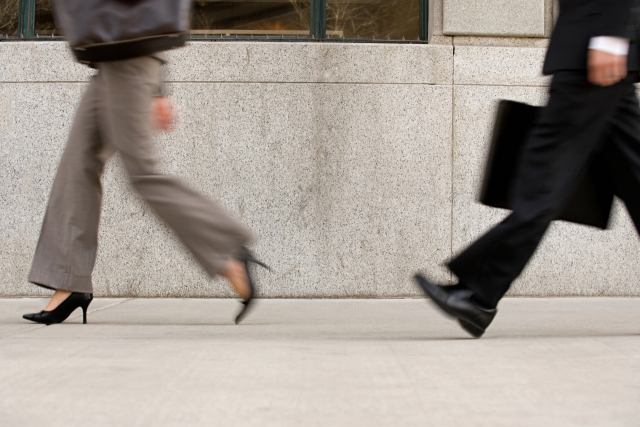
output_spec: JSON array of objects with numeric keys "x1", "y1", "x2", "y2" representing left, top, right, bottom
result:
[
  {"x1": 480, "y1": 100, "x2": 614, "y2": 229},
  {"x1": 51, "y1": 0, "x2": 191, "y2": 64}
]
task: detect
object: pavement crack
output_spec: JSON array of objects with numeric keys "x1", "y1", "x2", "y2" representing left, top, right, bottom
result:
[
  {"x1": 0, "y1": 324, "x2": 48, "y2": 339},
  {"x1": 67, "y1": 298, "x2": 137, "y2": 321},
  {"x1": 0, "y1": 298, "x2": 136, "y2": 338}
]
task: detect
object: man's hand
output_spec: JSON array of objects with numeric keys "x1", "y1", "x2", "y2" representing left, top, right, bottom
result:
[
  {"x1": 588, "y1": 49, "x2": 627, "y2": 86},
  {"x1": 151, "y1": 97, "x2": 176, "y2": 132}
]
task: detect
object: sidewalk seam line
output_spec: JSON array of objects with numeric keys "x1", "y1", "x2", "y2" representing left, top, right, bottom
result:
[
  {"x1": 67, "y1": 298, "x2": 137, "y2": 320},
  {"x1": 0, "y1": 298, "x2": 136, "y2": 339},
  {"x1": 0, "y1": 325, "x2": 48, "y2": 339}
]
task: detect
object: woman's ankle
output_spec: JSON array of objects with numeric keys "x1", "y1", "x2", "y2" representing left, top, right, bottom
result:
[
  {"x1": 221, "y1": 259, "x2": 250, "y2": 300},
  {"x1": 44, "y1": 290, "x2": 73, "y2": 311}
]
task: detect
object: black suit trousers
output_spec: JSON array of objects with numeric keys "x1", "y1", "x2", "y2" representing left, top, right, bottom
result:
[{"x1": 448, "y1": 71, "x2": 640, "y2": 309}]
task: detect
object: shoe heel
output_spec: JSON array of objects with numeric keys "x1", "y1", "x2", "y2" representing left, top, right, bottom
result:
[
  {"x1": 245, "y1": 253, "x2": 270, "y2": 271},
  {"x1": 81, "y1": 298, "x2": 92, "y2": 324}
]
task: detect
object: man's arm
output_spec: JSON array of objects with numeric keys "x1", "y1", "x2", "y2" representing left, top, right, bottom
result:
[
  {"x1": 591, "y1": 0, "x2": 633, "y2": 38},
  {"x1": 588, "y1": 0, "x2": 633, "y2": 86}
]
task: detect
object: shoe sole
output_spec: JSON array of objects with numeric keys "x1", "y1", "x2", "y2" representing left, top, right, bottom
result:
[
  {"x1": 234, "y1": 298, "x2": 254, "y2": 325},
  {"x1": 458, "y1": 319, "x2": 485, "y2": 338},
  {"x1": 22, "y1": 318, "x2": 58, "y2": 325},
  {"x1": 414, "y1": 274, "x2": 486, "y2": 338}
]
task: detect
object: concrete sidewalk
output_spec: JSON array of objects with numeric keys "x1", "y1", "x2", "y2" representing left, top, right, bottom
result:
[{"x1": 1, "y1": 298, "x2": 638, "y2": 427}]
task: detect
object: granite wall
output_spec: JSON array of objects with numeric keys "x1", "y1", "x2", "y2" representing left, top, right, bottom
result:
[{"x1": 1, "y1": 37, "x2": 638, "y2": 298}]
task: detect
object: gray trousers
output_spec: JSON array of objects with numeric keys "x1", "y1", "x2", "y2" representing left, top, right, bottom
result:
[{"x1": 29, "y1": 56, "x2": 252, "y2": 294}]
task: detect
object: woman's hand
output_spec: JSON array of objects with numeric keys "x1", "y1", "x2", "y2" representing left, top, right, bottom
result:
[{"x1": 151, "y1": 97, "x2": 177, "y2": 131}]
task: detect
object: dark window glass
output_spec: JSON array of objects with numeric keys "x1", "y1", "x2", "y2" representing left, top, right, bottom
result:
[
  {"x1": 0, "y1": 0, "x2": 19, "y2": 36},
  {"x1": 35, "y1": 0, "x2": 59, "y2": 36},
  {"x1": 191, "y1": 0, "x2": 310, "y2": 36},
  {"x1": 326, "y1": 0, "x2": 419, "y2": 39}
]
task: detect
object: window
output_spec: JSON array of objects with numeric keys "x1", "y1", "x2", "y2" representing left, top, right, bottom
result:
[
  {"x1": 194, "y1": 0, "x2": 428, "y2": 40},
  {"x1": 1, "y1": 0, "x2": 428, "y2": 42},
  {"x1": 0, "y1": 0, "x2": 58, "y2": 39},
  {"x1": 34, "y1": 0, "x2": 57, "y2": 35},
  {"x1": 326, "y1": 0, "x2": 420, "y2": 39},
  {"x1": 0, "y1": 0, "x2": 18, "y2": 37},
  {"x1": 192, "y1": 1, "x2": 310, "y2": 36}
]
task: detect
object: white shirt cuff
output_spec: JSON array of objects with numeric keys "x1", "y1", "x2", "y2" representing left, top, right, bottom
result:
[{"x1": 588, "y1": 36, "x2": 630, "y2": 56}]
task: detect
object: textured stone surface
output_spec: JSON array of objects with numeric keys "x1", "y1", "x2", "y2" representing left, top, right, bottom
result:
[
  {"x1": 166, "y1": 42, "x2": 453, "y2": 84},
  {"x1": 453, "y1": 37, "x2": 549, "y2": 48},
  {"x1": 0, "y1": 82, "x2": 453, "y2": 298},
  {"x1": 454, "y1": 46, "x2": 550, "y2": 86},
  {"x1": 545, "y1": 0, "x2": 556, "y2": 37},
  {"x1": 1, "y1": 40, "x2": 640, "y2": 298},
  {"x1": 452, "y1": 85, "x2": 640, "y2": 297},
  {"x1": 0, "y1": 83, "x2": 86, "y2": 298},
  {"x1": 0, "y1": 41, "x2": 454, "y2": 85},
  {"x1": 0, "y1": 42, "x2": 91, "y2": 82},
  {"x1": 443, "y1": 0, "x2": 546, "y2": 37},
  {"x1": 2, "y1": 298, "x2": 639, "y2": 426},
  {"x1": 428, "y1": 0, "x2": 445, "y2": 38}
]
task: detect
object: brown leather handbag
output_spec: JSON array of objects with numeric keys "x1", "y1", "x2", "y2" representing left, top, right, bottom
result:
[{"x1": 50, "y1": 0, "x2": 191, "y2": 64}]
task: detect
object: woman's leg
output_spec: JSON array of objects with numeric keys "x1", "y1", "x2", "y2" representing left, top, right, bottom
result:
[
  {"x1": 98, "y1": 56, "x2": 253, "y2": 288},
  {"x1": 29, "y1": 75, "x2": 111, "y2": 305}
]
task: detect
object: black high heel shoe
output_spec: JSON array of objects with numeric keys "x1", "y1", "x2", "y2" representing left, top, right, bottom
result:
[
  {"x1": 235, "y1": 250, "x2": 270, "y2": 325},
  {"x1": 23, "y1": 292, "x2": 93, "y2": 325}
]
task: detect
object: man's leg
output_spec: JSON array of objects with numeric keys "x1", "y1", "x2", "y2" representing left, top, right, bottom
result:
[
  {"x1": 415, "y1": 73, "x2": 637, "y2": 337},
  {"x1": 447, "y1": 73, "x2": 636, "y2": 310},
  {"x1": 97, "y1": 56, "x2": 252, "y2": 278},
  {"x1": 600, "y1": 84, "x2": 640, "y2": 232},
  {"x1": 28, "y1": 76, "x2": 110, "y2": 294}
]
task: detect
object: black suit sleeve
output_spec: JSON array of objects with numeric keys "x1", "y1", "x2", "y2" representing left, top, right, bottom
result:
[{"x1": 592, "y1": 0, "x2": 633, "y2": 38}]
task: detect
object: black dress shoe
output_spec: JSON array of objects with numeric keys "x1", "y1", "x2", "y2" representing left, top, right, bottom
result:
[
  {"x1": 414, "y1": 274, "x2": 496, "y2": 338},
  {"x1": 23, "y1": 292, "x2": 93, "y2": 325}
]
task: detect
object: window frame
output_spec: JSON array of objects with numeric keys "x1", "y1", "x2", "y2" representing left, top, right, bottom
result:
[{"x1": 3, "y1": 0, "x2": 429, "y2": 43}]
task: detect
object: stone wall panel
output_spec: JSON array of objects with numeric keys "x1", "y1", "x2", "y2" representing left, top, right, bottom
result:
[{"x1": 443, "y1": 0, "x2": 546, "y2": 37}]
